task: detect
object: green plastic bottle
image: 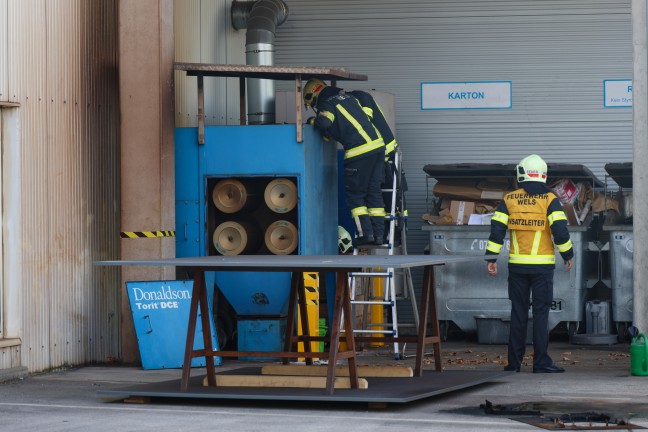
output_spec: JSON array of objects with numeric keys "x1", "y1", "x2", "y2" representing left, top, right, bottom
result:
[{"x1": 630, "y1": 333, "x2": 648, "y2": 376}]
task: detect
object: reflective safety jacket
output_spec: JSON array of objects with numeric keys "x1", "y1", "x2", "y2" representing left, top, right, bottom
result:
[
  {"x1": 312, "y1": 87, "x2": 385, "y2": 161},
  {"x1": 348, "y1": 90, "x2": 398, "y2": 158},
  {"x1": 486, "y1": 183, "x2": 574, "y2": 271}
]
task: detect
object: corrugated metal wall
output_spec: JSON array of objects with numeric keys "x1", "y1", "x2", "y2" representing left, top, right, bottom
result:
[
  {"x1": 1, "y1": 0, "x2": 120, "y2": 372},
  {"x1": 269, "y1": 0, "x2": 633, "y2": 329},
  {"x1": 0, "y1": 0, "x2": 7, "y2": 100},
  {"x1": 174, "y1": 0, "x2": 245, "y2": 126}
]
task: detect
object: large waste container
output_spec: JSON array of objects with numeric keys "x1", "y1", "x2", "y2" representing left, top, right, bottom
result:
[
  {"x1": 602, "y1": 162, "x2": 633, "y2": 337},
  {"x1": 422, "y1": 163, "x2": 600, "y2": 340}
]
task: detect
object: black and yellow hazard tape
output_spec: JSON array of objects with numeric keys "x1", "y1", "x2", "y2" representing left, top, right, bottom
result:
[
  {"x1": 120, "y1": 231, "x2": 175, "y2": 239},
  {"x1": 304, "y1": 286, "x2": 318, "y2": 294},
  {"x1": 303, "y1": 272, "x2": 319, "y2": 288}
]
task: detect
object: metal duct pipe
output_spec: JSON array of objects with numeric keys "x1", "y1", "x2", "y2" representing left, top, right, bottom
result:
[{"x1": 231, "y1": 0, "x2": 289, "y2": 124}]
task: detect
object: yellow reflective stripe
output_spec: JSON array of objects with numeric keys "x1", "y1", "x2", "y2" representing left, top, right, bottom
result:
[
  {"x1": 368, "y1": 207, "x2": 386, "y2": 217},
  {"x1": 548, "y1": 210, "x2": 567, "y2": 225},
  {"x1": 556, "y1": 239, "x2": 573, "y2": 253},
  {"x1": 531, "y1": 230, "x2": 542, "y2": 255},
  {"x1": 492, "y1": 211, "x2": 509, "y2": 225},
  {"x1": 362, "y1": 106, "x2": 374, "y2": 117},
  {"x1": 385, "y1": 139, "x2": 397, "y2": 155},
  {"x1": 351, "y1": 206, "x2": 368, "y2": 217},
  {"x1": 487, "y1": 240, "x2": 503, "y2": 254},
  {"x1": 511, "y1": 231, "x2": 519, "y2": 254},
  {"x1": 344, "y1": 138, "x2": 385, "y2": 159},
  {"x1": 320, "y1": 110, "x2": 335, "y2": 122},
  {"x1": 509, "y1": 254, "x2": 556, "y2": 264},
  {"x1": 337, "y1": 104, "x2": 372, "y2": 142}
]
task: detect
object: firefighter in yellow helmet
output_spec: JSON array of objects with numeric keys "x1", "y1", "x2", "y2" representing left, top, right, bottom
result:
[
  {"x1": 303, "y1": 78, "x2": 386, "y2": 246},
  {"x1": 348, "y1": 88, "x2": 408, "y2": 244},
  {"x1": 485, "y1": 154, "x2": 573, "y2": 374}
]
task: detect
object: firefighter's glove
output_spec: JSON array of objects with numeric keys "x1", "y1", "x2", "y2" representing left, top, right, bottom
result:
[{"x1": 306, "y1": 116, "x2": 315, "y2": 126}]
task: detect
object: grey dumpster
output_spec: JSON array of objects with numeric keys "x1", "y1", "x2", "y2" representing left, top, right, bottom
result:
[
  {"x1": 422, "y1": 162, "x2": 600, "y2": 340},
  {"x1": 602, "y1": 163, "x2": 633, "y2": 337},
  {"x1": 422, "y1": 224, "x2": 588, "y2": 339},
  {"x1": 602, "y1": 226, "x2": 633, "y2": 335}
]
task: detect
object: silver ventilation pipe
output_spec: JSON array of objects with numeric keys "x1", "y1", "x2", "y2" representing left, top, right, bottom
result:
[{"x1": 232, "y1": 0, "x2": 289, "y2": 124}]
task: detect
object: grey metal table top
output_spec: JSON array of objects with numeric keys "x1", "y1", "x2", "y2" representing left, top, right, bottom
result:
[{"x1": 95, "y1": 254, "x2": 485, "y2": 271}]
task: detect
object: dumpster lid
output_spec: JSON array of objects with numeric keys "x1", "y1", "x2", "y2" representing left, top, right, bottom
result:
[
  {"x1": 604, "y1": 162, "x2": 632, "y2": 188},
  {"x1": 423, "y1": 163, "x2": 516, "y2": 179},
  {"x1": 423, "y1": 162, "x2": 603, "y2": 187},
  {"x1": 546, "y1": 163, "x2": 603, "y2": 187}
]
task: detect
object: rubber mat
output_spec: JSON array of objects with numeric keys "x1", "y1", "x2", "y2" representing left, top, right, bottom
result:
[{"x1": 98, "y1": 367, "x2": 512, "y2": 404}]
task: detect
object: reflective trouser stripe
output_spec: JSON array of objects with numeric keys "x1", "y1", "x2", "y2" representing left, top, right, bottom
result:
[
  {"x1": 351, "y1": 206, "x2": 369, "y2": 217},
  {"x1": 368, "y1": 207, "x2": 386, "y2": 217}
]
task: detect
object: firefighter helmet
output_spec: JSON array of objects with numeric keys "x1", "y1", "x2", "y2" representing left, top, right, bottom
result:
[
  {"x1": 338, "y1": 226, "x2": 353, "y2": 254},
  {"x1": 516, "y1": 154, "x2": 547, "y2": 183},
  {"x1": 303, "y1": 78, "x2": 326, "y2": 108}
]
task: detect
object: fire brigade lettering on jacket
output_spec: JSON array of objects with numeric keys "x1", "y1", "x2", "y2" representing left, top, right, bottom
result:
[{"x1": 486, "y1": 188, "x2": 574, "y2": 267}]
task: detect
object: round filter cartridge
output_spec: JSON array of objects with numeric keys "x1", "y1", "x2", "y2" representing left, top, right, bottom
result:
[
  {"x1": 264, "y1": 178, "x2": 297, "y2": 213},
  {"x1": 213, "y1": 221, "x2": 260, "y2": 255},
  {"x1": 264, "y1": 220, "x2": 298, "y2": 255},
  {"x1": 212, "y1": 179, "x2": 258, "y2": 214}
]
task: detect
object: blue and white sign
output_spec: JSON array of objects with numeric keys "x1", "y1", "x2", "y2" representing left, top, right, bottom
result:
[
  {"x1": 127, "y1": 280, "x2": 221, "y2": 370},
  {"x1": 604, "y1": 79, "x2": 632, "y2": 108},
  {"x1": 421, "y1": 81, "x2": 512, "y2": 110}
]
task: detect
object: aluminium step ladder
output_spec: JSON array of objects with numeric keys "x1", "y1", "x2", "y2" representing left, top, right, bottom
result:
[{"x1": 347, "y1": 150, "x2": 419, "y2": 360}]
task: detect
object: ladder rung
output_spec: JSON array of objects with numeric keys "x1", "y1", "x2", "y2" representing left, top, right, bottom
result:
[
  {"x1": 350, "y1": 329, "x2": 396, "y2": 335},
  {"x1": 349, "y1": 272, "x2": 391, "y2": 277},
  {"x1": 366, "y1": 323, "x2": 394, "y2": 328},
  {"x1": 350, "y1": 300, "x2": 393, "y2": 306}
]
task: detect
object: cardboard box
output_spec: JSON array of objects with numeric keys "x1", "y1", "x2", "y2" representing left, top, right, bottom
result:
[
  {"x1": 450, "y1": 200, "x2": 475, "y2": 225},
  {"x1": 433, "y1": 181, "x2": 505, "y2": 201}
]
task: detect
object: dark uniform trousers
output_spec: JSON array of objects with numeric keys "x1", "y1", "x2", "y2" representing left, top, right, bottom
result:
[
  {"x1": 344, "y1": 151, "x2": 385, "y2": 241},
  {"x1": 507, "y1": 270, "x2": 554, "y2": 370}
]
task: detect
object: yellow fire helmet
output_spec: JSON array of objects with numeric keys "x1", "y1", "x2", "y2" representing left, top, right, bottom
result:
[
  {"x1": 516, "y1": 154, "x2": 548, "y2": 183},
  {"x1": 303, "y1": 78, "x2": 327, "y2": 108}
]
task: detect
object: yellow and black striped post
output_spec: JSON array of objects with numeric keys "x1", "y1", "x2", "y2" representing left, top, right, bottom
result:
[{"x1": 298, "y1": 272, "x2": 320, "y2": 359}]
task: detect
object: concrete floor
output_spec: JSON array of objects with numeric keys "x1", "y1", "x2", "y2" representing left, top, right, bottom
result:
[{"x1": 0, "y1": 339, "x2": 646, "y2": 432}]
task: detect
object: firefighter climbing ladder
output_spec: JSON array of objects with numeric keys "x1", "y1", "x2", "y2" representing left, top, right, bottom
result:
[{"x1": 347, "y1": 150, "x2": 419, "y2": 360}]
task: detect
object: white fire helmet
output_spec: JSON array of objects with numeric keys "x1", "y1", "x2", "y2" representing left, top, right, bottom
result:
[
  {"x1": 338, "y1": 226, "x2": 353, "y2": 254},
  {"x1": 516, "y1": 154, "x2": 547, "y2": 183}
]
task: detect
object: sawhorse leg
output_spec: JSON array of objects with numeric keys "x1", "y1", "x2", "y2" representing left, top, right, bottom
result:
[
  {"x1": 283, "y1": 272, "x2": 313, "y2": 365},
  {"x1": 325, "y1": 271, "x2": 359, "y2": 395},
  {"x1": 414, "y1": 265, "x2": 442, "y2": 376},
  {"x1": 181, "y1": 269, "x2": 216, "y2": 392}
]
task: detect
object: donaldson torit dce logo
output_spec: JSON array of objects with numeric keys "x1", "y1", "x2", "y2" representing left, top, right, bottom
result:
[{"x1": 131, "y1": 284, "x2": 191, "y2": 311}]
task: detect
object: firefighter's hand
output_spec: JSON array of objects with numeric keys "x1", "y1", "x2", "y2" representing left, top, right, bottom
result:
[
  {"x1": 322, "y1": 135, "x2": 329, "y2": 142},
  {"x1": 306, "y1": 116, "x2": 315, "y2": 126},
  {"x1": 487, "y1": 261, "x2": 498, "y2": 276},
  {"x1": 564, "y1": 259, "x2": 573, "y2": 271}
]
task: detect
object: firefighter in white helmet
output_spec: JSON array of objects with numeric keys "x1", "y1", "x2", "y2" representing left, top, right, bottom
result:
[
  {"x1": 303, "y1": 78, "x2": 386, "y2": 246},
  {"x1": 485, "y1": 154, "x2": 573, "y2": 374}
]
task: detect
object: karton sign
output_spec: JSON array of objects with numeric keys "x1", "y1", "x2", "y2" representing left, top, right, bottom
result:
[{"x1": 421, "y1": 81, "x2": 512, "y2": 110}]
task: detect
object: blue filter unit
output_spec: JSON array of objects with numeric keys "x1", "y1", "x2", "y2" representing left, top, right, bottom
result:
[{"x1": 175, "y1": 124, "x2": 338, "y2": 353}]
